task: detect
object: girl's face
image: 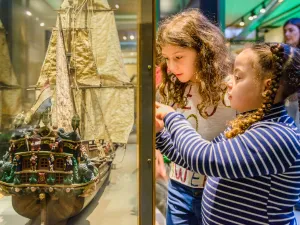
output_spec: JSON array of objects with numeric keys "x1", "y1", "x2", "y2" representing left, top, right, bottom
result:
[
  {"x1": 284, "y1": 24, "x2": 300, "y2": 47},
  {"x1": 227, "y1": 49, "x2": 268, "y2": 113},
  {"x1": 161, "y1": 44, "x2": 197, "y2": 83}
]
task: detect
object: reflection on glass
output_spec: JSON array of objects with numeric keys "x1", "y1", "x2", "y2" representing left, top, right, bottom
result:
[{"x1": 0, "y1": 0, "x2": 138, "y2": 224}]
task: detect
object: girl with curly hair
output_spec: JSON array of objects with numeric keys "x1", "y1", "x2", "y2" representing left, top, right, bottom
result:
[
  {"x1": 156, "y1": 43, "x2": 300, "y2": 224},
  {"x1": 155, "y1": 9, "x2": 236, "y2": 224}
]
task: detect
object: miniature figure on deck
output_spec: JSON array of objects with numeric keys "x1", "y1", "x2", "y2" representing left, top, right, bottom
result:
[
  {"x1": 14, "y1": 155, "x2": 22, "y2": 172},
  {"x1": 30, "y1": 153, "x2": 38, "y2": 171},
  {"x1": 30, "y1": 126, "x2": 41, "y2": 151},
  {"x1": 48, "y1": 153, "x2": 55, "y2": 171},
  {"x1": 65, "y1": 156, "x2": 73, "y2": 171},
  {"x1": 71, "y1": 114, "x2": 80, "y2": 132}
]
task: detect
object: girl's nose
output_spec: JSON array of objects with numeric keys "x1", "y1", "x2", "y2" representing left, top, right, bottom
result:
[
  {"x1": 227, "y1": 81, "x2": 232, "y2": 89},
  {"x1": 284, "y1": 31, "x2": 290, "y2": 37},
  {"x1": 167, "y1": 60, "x2": 176, "y2": 73},
  {"x1": 225, "y1": 76, "x2": 233, "y2": 89}
]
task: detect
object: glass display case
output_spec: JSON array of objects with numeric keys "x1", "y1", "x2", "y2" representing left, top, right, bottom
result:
[{"x1": 0, "y1": 0, "x2": 155, "y2": 224}]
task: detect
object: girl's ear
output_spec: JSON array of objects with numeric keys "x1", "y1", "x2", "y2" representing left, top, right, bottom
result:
[{"x1": 264, "y1": 78, "x2": 272, "y2": 91}]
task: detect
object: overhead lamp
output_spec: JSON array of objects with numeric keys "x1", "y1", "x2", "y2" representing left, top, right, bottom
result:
[
  {"x1": 115, "y1": 4, "x2": 119, "y2": 9},
  {"x1": 40, "y1": 22, "x2": 45, "y2": 27},
  {"x1": 260, "y1": 3, "x2": 266, "y2": 13},
  {"x1": 248, "y1": 11, "x2": 253, "y2": 20},
  {"x1": 239, "y1": 17, "x2": 245, "y2": 27},
  {"x1": 26, "y1": 11, "x2": 32, "y2": 16},
  {"x1": 278, "y1": 0, "x2": 284, "y2": 3},
  {"x1": 252, "y1": 11, "x2": 257, "y2": 19},
  {"x1": 130, "y1": 35, "x2": 135, "y2": 40},
  {"x1": 122, "y1": 36, "x2": 127, "y2": 40},
  {"x1": 260, "y1": 8, "x2": 266, "y2": 13}
]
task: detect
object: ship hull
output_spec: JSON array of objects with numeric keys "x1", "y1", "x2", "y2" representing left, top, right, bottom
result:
[{"x1": 11, "y1": 161, "x2": 111, "y2": 225}]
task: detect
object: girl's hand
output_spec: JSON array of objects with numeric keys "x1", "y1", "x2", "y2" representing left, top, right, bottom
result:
[
  {"x1": 155, "y1": 102, "x2": 175, "y2": 120},
  {"x1": 155, "y1": 117, "x2": 164, "y2": 133}
]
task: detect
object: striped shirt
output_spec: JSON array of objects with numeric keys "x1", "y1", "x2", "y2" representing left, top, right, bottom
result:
[{"x1": 156, "y1": 103, "x2": 300, "y2": 224}]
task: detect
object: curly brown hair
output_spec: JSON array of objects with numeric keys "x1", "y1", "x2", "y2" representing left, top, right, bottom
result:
[
  {"x1": 156, "y1": 9, "x2": 232, "y2": 118},
  {"x1": 226, "y1": 43, "x2": 300, "y2": 138}
]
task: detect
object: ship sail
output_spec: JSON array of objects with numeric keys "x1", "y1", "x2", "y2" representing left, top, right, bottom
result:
[
  {"x1": 52, "y1": 26, "x2": 75, "y2": 131},
  {"x1": 36, "y1": 0, "x2": 134, "y2": 143},
  {"x1": 0, "y1": 19, "x2": 21, "y2": 128},
  {"x1": 0, "y1": 20, "x2": 18, "y2": 86}
]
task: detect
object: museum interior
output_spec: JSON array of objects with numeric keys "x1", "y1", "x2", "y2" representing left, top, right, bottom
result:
[{"x1": 0, "y1": 0, "x2": 300, "y2": 225}]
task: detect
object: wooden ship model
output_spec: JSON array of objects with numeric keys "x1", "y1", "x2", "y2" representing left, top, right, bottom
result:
[
  {"x1": 0, "y1": 112, "x2": 114, "y2": 224},
  {"x1": 0, "y1": 0, "x2": 134, "y2": 224}
]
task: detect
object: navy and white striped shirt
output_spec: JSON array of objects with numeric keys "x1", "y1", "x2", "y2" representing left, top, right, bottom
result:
[{"x1": 156, "y1": 103, "x2": 300, "y2": 224}]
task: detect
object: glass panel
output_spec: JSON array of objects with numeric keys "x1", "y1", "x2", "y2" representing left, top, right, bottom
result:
[{"x1": 0, "y1": 0, "x2": 152, "y2": 224}]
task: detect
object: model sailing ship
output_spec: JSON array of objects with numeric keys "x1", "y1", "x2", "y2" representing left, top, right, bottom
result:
[{"x1": 0, "y1": 0, "x2": 134, "y2": 224}]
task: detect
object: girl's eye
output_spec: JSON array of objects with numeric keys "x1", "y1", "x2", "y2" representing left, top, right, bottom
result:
[
  {"x1": 234, "y1": 75, "x2": 241, "y2": 81},
  {"x1": 176, "y1": 56, "x2": 183, "y2": 60}
]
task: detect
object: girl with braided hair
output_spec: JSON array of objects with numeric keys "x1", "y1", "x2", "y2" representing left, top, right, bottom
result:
[
  {"x1": 156, "y1": 43, "x2": 300, "y2": 224},
  {"x1": 155, "y1": 9, "x2": 236, "y2": 224}
]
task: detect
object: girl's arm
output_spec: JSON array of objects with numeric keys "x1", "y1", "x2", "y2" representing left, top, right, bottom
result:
[
  {"x1": 156, "y1": 129, "x2": 188, "y2": 168},
  {"x1": 156, "y1": 128, "x2": 225, "y2": 168},
  {"x1": 161, "y1": 112, "x2": 300, "y2": 179}
]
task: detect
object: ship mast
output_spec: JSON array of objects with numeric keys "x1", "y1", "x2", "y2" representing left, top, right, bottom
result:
[
  {"x1": 80, "y1": 1, "x2": 89, "y2": 138},
  {"x1": 59, "y1": 0, "x2": 79, "y2": 132}
]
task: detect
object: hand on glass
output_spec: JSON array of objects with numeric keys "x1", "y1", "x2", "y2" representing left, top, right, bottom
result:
[
  {"x1": 155, "y1": 117, "x2": 164, "y2": 133},
  {"x1": 155, "y1": 102, "x2": 175, "y2": 120},
  {"x1": 155, "y1": 102, "x2": 175, "y2": 133}
]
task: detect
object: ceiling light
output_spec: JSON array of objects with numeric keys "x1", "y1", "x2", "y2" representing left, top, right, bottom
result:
[
  {"x1": 252, "y1": 11, "x2": 257, "y2": 19},
  {"x1": 249, "y1": 11, "x2": 256, "y2": 21},
  {"x1": 115, "y1": 4, "x2": 119, "y2": 9},
  {"x1": 260, "y1": 8, "x2": 266, "y2": 13},
  {"x1": 123, "y1": 36, "x2": 127, "y2": 40},
  {"x1": 239, "y1": 17, "x2": 245, "y2": 26},
  {"x1": 260, "y1": 2, "x2": 266, "y2": 13},
  {"x1": 129, "y1": 35, "x2": 135, "y2": 40},
  {"x1": 278, "y1": 0, "x2": 284, "y2": 2},
  {"x1": 40, "y1": 23, "x2": 45, "y2": 27},
  {"x1": 26, "y1": 11, "x2": 32, "y2": 16}
]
